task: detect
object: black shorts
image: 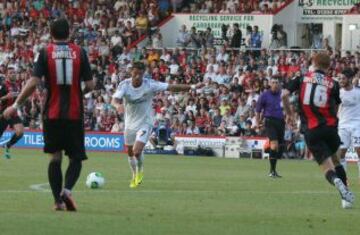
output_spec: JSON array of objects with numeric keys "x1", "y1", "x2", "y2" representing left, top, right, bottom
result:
[
  {"x1": 264, "y1": 117, "x2": 285, "y2": 144},
  {"x1": 304, "y1": 125, "x2": 340, "y2": 165},
  {"x1": 0, "y1": 116, "x2": 23, "y2": 135},
  {"x1": 43, "y1": 119, "x2": 87, "y2": 160}
]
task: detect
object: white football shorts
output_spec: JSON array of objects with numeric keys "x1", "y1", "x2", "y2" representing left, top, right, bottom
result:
[
  {"x1": 124, "y1": 125, "x2": 153, "y2": 146},
  {"x1": 339, "y1": 126, "x2": 360, "y2": 149}
]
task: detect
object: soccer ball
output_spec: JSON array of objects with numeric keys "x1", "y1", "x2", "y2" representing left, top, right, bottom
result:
[{"x1": 86, "y1": 172, "x2": 105, "y2": 189}]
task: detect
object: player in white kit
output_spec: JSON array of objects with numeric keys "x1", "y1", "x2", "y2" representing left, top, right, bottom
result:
[
  {"x1": 338, "y1": 68, "x2": 360, "y2": 184},
  {"x1": 111, "y1": 62, "x2": 202, "y2": 188}
]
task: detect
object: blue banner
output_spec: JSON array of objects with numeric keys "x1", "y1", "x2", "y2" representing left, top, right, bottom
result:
[{"x1": 0, "y1": 131, "x2": 124, "y2": 152}]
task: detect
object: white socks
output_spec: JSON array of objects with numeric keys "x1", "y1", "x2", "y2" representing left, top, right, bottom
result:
[
  {"x1": 128, "y1": 157, "x2": 138, "y2": 179},
  {"x1": 137, "y1": 152, "x2": 144, "y2": 173}
]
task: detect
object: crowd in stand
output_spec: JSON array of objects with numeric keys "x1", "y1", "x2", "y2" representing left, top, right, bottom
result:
[
  {"x1": 0, "y1": 1, "x2": 360, "y2": 159},
  {"x1": 183, "y1": 0, "x2": 289, "y2": 14},
  {"x1": 0, "y1": 0, "x2": 173, "y2": 129},
  {"x1": 175, "y1": 24, "x2": 265, "y2": 49}
]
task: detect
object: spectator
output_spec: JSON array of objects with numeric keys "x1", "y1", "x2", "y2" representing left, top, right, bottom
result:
[
  {"x1": 176, "y1": 25, "x2": 190, "y2": 47},
  {"x1": 147, "y1": 49, "x2": 160, "y2": 63},
  {"x1": 246, "y1": 90, "x2": 260, "y2": 107},
  {"x1": 195, "y1": 108, "x2": 210, "y2": 134},
  {"x1": 204, "y1": 27, "x2": 214, "y2": 48},
  {"x1": 242, "y1": 120, "x2": 257, "y2": 136},
  {"x1": 204, "y1": 65, "x2": 217, "y2": 81},
  {"x1": 219, "y1": 98, "x2": 231, "y2": 116},
  {"x1": 222, "y1": 109, "x2": 238, "y2": 135},
  {"x1": 214, "y1": 65, "x2": 231, "y2": 85},
  {"x1": 230, "y1": 23, "x2": 242, "y2": 48},
  {"x1": 123, "y1": 21, "x2": 137, "y2": 47},
  {"x1": 189, "y1": 27, "x2": 201, "y2": 48},
  {"x1": 169, "y1": 58, "x2": 180, "y2": 75},
  {"x1": 152, "y1": 31, "x2": 164, "y2": 48},
  {"x1": 135, "y1": 11, "x2": 149, "y2": 36},
  {"x1": 186, "y1": 121, "x2": 200, "y2": 135},
  {"x1": 234, "y1": 98, "x2": 250, "y2": 121},
  {"x1": 278, "y1": 25, "x2": 288, "y2": 48},
  {"x1": 250, "y1": 26, "x2": 262, "y2": 49},
  {"x1": 216, "y1": 46, "x2": 229, "y2": 62},
  {"x1": 244, "y1": 26, "x2": 253, "y2": 48}
]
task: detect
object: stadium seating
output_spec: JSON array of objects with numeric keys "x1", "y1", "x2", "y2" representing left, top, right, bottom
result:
[{"x1": 0, "y1": 0, "x2": 359, "y2": 159}]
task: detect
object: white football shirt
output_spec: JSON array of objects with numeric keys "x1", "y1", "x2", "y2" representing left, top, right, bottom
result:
[
  {"x1": 113, "y1": 78, "x2": 168, "y2": 130},
  {"x1": 339, "y1": 87, "x2": 360, "y2": 128}
]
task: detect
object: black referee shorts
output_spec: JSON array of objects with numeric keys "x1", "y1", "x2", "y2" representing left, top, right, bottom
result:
[
  {"x1": 43, "y1": 119, "x2": 87, "y2": 160},
  {"x1": 264, "y1": 117, "x2": 285, "y2": 144},
  {"x1": 304, "y1": 125, "x2": 340, "y2": 165}
]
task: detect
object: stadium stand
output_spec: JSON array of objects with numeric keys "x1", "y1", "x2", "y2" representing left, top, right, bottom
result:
[
  {"x1": 182, "y1": 0, "x2": 289, "y2": 14},
  {"x1": 0, "y1": 0, "x2": 359, "y2": 158}
]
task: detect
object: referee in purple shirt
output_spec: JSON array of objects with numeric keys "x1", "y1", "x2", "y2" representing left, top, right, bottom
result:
[{"x1": 256, "y1": 77, "x2": 285, "y2": 178}]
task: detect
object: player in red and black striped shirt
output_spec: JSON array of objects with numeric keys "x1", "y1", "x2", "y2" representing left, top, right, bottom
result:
[
  {"x1": 282, "y1": 53, "x2": 354, "y2": 208},
  {"x1": 0, "y1": 66, "x2": 24, "y2": 159},
  {"x1": 4, "y1": 18, "x2": 95, "y2": 211}
]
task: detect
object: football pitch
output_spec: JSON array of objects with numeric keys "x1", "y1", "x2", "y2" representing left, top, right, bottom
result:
[{"x1": 1, "y1": 149, "x2": 360, "y2": 235}]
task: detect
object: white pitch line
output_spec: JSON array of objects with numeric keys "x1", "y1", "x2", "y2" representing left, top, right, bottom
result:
[
  {"x1": 0, "y1": 182, "x2": 352, "y2": 195},
  {"x1": 29, "y1": 183, "x2": 50, "y2": 192},
  {"x1": 0, "y1": 184, "x2": 357, "y2": 195}
]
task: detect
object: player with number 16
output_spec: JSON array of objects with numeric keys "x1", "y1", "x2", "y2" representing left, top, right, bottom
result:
[{"x1": 282, "y1": 53, "x2": 354, "y2": 209}]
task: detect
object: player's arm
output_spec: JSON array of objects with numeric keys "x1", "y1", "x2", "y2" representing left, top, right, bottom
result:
[
  {"x1": 0, "y1": 90, "x2": 19, "y2": 102},
  {"x1": 167, "y1": 83, "x2": 203, "y2": 92},
  {"x1": 80, "y1": 48, "x2": 95, "y2": 94},
  {"x1": 111, "y1": 82, "x2": 126, "y2": 111},
  {"x1": 333, "y1": 80, "x2": 341, "y2": 113},
  {"x1": 2, "y1": 49, "x2": 46, "y2": 119},
  {"x1": 255, "y1": 94, "x2": 264, "y2": 127},
  {"x1": 111, "y1": 98, "x2": 121, "y2": 111},
  {"x1": 255, "y1": 112, "x2": 262, "y2": 128},
  {"x1": 281, "y1": 89, "x2": 292, "y2": 116},
  {"x1": 337, "y1": 104, "x2": 342, "y2": 117},
  {"x1": 282, "y1": 76, "x2": 301, "y2": 117},
  {"x1": 12, "y1": 77, "x2": 41, "y2": 107}
]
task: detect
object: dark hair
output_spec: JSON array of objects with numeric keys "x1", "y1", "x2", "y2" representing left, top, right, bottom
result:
[
  {"x1": 50, "y1": 18, "x2": 70, "y2": 40},
  {"x1": 133, "y1": 62, "x2": 145, "y2": 70},
  {"x1": 341, "y1": 68, "x2": 355, "y2": 79}
]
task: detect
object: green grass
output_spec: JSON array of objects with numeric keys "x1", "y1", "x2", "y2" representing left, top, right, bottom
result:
[{"x1": 1, "y1": 149, "x2": 360, "y2": 235}]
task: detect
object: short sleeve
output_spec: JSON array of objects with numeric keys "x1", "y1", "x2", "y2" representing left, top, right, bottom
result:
[
  {"x1": 32, "y1": 48, "x2": 47, "y2": 78},
  {"x1": 149, "y1": 79, "x2": 169, "y2": 93},
  {"x1": 286, "y1": 76, "x2": 301, "y2": 93},
  {"x1": 113, "y1": 82, "x2": 126, "y2": 99},
  {"x1": 80, "y1": 48, "x2": 92, "y2": 81}
]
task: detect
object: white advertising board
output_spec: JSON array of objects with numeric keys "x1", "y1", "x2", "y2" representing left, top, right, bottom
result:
[
  {"x1": 159, "y1": 14, "x2": 273, "y2": 48},
  {"x1": 297, "y1": 0, "x2": 360, "y2": 22}
]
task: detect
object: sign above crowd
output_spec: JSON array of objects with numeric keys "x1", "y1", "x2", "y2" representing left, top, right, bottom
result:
[
  {"x1": 160, "y1": 14, "x2": 272, "y2": 48},
  {"x1": 297, "y1": 0, "x2": 360, "y2": 22}
]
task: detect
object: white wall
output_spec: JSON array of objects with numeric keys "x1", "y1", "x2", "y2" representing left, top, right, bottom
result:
[
  {"x1": 342, "y1": 15, "x2": 360, "y2": 51},
  {"x1": 157, "y1": 14, "x2": 273, "y2": 48},
  {"x1": 322, "y1": 21, "x2": 337, "y2": 48},
  {"x1": 272, "y1": 1, "x2": 297, "y2": 47},
  {"x1": 135, "y1": 2, "x2": 359, "y2": 51},
  {"x1": 296, "y1": 0, "x2": 357, "y2": 23}
]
